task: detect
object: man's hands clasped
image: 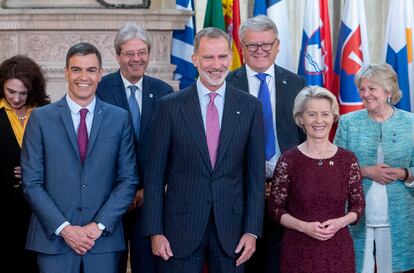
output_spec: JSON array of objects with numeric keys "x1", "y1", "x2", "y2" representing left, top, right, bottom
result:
[{"x1": 60, "y1": 222, "x2": 103, "y2": 255}]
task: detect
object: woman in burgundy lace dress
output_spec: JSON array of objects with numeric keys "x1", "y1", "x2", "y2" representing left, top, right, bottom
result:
[{"x1": 268, "y1": 86, "x2": 365, "y2": 273}]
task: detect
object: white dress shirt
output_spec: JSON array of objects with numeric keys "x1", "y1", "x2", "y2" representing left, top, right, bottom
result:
[
  {"x1": 197, "y1": 78, "x2": 226, "y2": 129},
  {"x1": 121, "y1": 73, "x2": 143, "y2": 114}
]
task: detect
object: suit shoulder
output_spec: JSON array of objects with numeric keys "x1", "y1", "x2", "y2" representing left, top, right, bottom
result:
[
  {"x1": 97, "y1": 71, "x2": 120, "y2": 96},
  {"x1": 99, "y1": 99, "x2": 129, "y2": 116},
  {"x1": 275, "y1": 65, "x2": 305, "y2": 85},
  {"x1": 35, "y1": 99, "x2": 64, "y2": 112},
  {"x1": 144, "y1": 75, "x2": 174, "y2": 93},
  {"x1": 159, "y1": 86, "x2": 185, "y2": 103},
  {"x1": 395, "y1": 108, "x2": 414, "y2": 121},
  {"x1": 227, "y1": 67, "x2": 244, "y2": 79},
  {"x1": 339, "y1": 109, "x2": 366, "y2": 122},
  {"x1": 99, "y1": 71, "x2": 119, "y2": 85},
  {"x1": 276, "y1": 65, "x2": 304, "y2": 81},
  {"x1": 228, "y1": 85, "x2": 260, "y2": 105}
]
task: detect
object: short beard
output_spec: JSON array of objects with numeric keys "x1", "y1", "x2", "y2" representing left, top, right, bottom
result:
[{"x1": 199, "y1": 69, "x2": 229, "y2": 87}]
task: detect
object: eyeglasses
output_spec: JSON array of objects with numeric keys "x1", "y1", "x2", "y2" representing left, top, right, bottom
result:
[
  {"x1": 242, "y1": 38, "x2": 278, "y2": 52},
  {"x1": 119, "y1": 50, "x2": 148, "y2": 58}
]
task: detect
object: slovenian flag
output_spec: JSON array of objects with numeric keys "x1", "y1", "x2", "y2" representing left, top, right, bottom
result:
[
  {"x1": 384, "y1": 0, "x2": 414, "y2": 112},
  {"x1": 253, "y1": 0, "x2": 294, "y2": 72},
  {"x1": 171, "y1": 0, "x2": 197, "y2": 89},
  {"x1": 298, "y1": 0, "x2": 333, "y2": 91},
  {"x1": 333, "y1": 0, "x2": 370, "y2": 114}
]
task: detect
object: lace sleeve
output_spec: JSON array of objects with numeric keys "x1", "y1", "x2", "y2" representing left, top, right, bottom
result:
[
  {"x1": 347, "y1": 154, "x2": 365, "y2": 220},
  {"x1": 268, "y1": 155, "x2": 290, "y2": 223}
]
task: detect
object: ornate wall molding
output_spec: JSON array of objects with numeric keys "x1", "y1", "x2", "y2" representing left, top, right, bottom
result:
[{"x1": 0, "y1": 8, "x2": 192, "y2": 100}]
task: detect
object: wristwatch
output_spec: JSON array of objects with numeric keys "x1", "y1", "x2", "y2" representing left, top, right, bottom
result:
[{"x1": 97, "y1": 223, "x2": 106, "y2": 231}]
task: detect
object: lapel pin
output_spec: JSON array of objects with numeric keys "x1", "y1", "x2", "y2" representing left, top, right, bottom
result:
[
  {"x1": 149, "y1": 93, "x2": 154, "y2": 98},
  {"x1": 236, "y1": 111, "x2": 240, "y2": 115},
  {"x1": 282, "y1": 80, "x2": 287, "y2": 84}
]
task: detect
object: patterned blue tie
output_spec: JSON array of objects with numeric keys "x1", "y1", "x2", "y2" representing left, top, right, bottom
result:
[
  {"x1": 128, "y1": 85, "x2": 141, "y2": 140},
  {"x1": 255, "y1": 73, "x2": 276, "y2": 160}
]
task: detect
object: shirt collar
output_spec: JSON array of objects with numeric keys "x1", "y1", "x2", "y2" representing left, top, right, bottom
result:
[
  {"x1": 0, "y1": 98, "x2": 34, "y2": 115},
  {"x1": 0, "y1": 98, "x2": 7, "y2": 109},
  {"x1": 120, "y1": 72, "x2": 143, "y2": 91},
  {"x1": 196, "y1": 78, "x2": 226, "y2": 98},
  {"x1": 66, "y1": 94, "x2": 96, "y2": 114},
  {"x1": 246, "y1": 64, "x2": 275, "y2": 78}
]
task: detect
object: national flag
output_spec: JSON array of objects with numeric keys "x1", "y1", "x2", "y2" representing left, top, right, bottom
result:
[
  {"x1": 384, "y1": 0, "x2": 414, "y2": 112},
  {"x1": 204, "y1": 0, "x2": 243, "y2": 71},
  {"x1": 171, "y1": 0, "x2": 197, "y2": 89},
  {"x1": 253, "y1": 0, "x2": 294, "y2": 72},
  {"x1": 203, "y1": 0, "x2": 225, "y2": 30},
  {"x1": 333, "y1": 0, "x2": 370, "y2": 114},
  {"x1": 298, "y1": 0, "x2": 334, "y2": 90},
  {"x1": 223, "y1": 0, "x2": 243, "y2": 70}
]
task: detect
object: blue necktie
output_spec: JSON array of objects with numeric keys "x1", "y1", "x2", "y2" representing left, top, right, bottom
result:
[
  {"x1": 128, "y1": 85, "x2": 141, "y2": 140},
  {"x1": 255, "y1": 73, "x2": 276, "y2": 160}
]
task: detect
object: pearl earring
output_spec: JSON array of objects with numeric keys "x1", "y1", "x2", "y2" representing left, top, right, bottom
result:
[{"x1": 387, "y1": 96, "x2": 391, "y2": 104}]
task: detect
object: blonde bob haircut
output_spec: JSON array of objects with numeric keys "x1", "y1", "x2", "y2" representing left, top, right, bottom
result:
[
  {"x1": 354, "y1": 63, "x2": 401, "y2": 105},
  {"x1": 293, "y1": 86, "x2": 340, "y2": 131}
]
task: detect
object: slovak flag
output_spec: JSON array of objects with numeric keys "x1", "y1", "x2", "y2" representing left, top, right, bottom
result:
[
  {"x1": 333, "y1": 0, "x2": 370, "y2": 114},
  {"x1": 298, "y1": 0, "x2": 333, "y2": 91},
  {"x1": 384, "y1": 0, "x2": 414, "y2": 112}
]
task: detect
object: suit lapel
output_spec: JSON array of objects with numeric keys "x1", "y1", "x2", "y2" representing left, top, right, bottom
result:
[
  {"x1": 112, "y1": 71, "x2": 129, "y2": 110},
  {"x1": 57, "y1": 97, "x2": 80, "y2": 160},
  {"x1": 274, "y1": 64, "x2": 286, "y2": 129},
  {"x1": 215, "y1": 86, "x2": 241, "y2": 168},
  {"x1": 140, "y1": 75, "x2": 155, "y2": 139},
  {"x1": 181, "y1": 85, "x2": 213, "y2": 172},
  {"x1": 86, "y1": 99, "x2": 104, "y2": 158}
]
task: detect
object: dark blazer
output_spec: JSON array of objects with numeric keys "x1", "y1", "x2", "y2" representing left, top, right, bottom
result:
[
  {"x1": 0, "y1": 108, "x2": 38, "y2": 273},
  {"x1": 21, "y1": 97, "x2": 138, "y2": 255},
  {"x1": 96, "y1": 71, "x2": 173, "y2": 185},
  {"x1": 227, "y1": 64, "x2": 306, "y2": 152},
  {"x1": 143, "y1": 84, "x2": 265, "y2": 258}
]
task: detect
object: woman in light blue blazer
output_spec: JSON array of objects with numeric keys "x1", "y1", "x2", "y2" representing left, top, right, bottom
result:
[{"x1": 334, "y1": 63, "x2": 414, "y2": 273}]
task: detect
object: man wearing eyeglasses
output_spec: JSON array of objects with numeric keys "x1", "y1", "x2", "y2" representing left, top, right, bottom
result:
[
  {"x1": 96, "y1": 22, "x2": 173, "y2": 273},
  {"x1": 227, "y1": 15, "x2": 305, "y2": 273}
]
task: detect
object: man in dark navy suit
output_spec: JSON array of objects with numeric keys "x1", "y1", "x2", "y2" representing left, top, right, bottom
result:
[
  {"x1": 143, "y1": 27, "x2": 265, "y2": 273},
  {"x1": 227, "y1": 15, "x2": 306, "y2": 273},
  {"x1": 96, "y1": 22, "x2": 173, "y2": 273}
]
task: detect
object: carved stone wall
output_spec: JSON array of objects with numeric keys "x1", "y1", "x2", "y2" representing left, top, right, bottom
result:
[{"x1": 0, "y1": 8, "x2": 191, "y2": 100}]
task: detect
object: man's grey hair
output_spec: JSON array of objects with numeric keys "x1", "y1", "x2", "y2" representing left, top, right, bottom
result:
[
  {"x1": 239, "y1": 15, "x2": 279, "y2": 41},
  {"x1": 114, "y1": 22, "x2": 151, "y2": 54},
  {"x1": 193, "y1": 27, "x2": 231, "y2": 53}
]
